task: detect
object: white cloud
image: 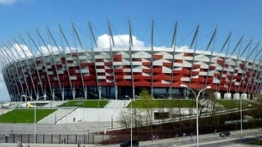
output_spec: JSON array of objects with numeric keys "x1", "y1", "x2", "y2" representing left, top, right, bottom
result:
[
  {"x1": 97, "y1": 34, "x2": 145, "y2": 48},
  {"x1": 0, "y1": 0, "x2": 21, "y2": 5},
  {"x1": 177, "y1": 45, "x2": 190, "y2": 50},
  {"x1": 12, "y1": 44, "x2": 33, "y2": 58},
  {"x1": 0, "y1": 71, "x2": 10, "y2": 101},
  {"x1": 38, "y1": 45, "x2": 62, "y2": 55}
]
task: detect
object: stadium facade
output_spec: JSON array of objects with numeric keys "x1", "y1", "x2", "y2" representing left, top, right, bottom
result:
[{"x1": 1, "y1": 22, "x2": 262, "y2": 101}]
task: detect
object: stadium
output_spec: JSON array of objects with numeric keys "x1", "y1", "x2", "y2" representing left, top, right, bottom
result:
[{"x1": 0, "y1": 21, "x2": 262, "y2": 101}]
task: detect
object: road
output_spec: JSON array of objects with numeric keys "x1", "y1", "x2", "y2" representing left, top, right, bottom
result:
[
  {"x1": 104, "y1": 128, "x2": 262, "y2": 147},
  {"x1": 0, "y1": 124, "x2": 261, "y2": 147}
]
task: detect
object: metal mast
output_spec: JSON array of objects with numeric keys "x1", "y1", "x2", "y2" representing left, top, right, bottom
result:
[
  {"x1": 150, "y1": 19, "x2": 154, "y2": 98},
  {"x1": 188, "y1": 25, "x2": 200, "y2": 88},
  {"x1": 169, "y1": 22, "x2": 178, "y2": 98},
  {"x1": 128, "y1": 19, "x2": 135, "y2": 99},
  {"x1": 107, "y1": 20, "x2": 117, "y2": 100}
]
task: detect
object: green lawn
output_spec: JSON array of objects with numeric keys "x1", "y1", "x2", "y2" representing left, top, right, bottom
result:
[
  {"x1": 216, "y1": 100, "x2": 252, "y2": 109},
  {"x1": 127, "y1": 99, "x2": 196, "y2": 108},
  {"x1": 0, "y1": 109, "x2": 57, "y2": 123},
  {"x1": 59, "y1": 100, "x2": 108, "y2": 108},
  {"x1": 126, "y1": 99, "x2": 254, "y2": 109}
]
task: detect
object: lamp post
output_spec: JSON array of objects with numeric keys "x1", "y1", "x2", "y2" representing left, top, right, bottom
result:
[
  {"x1": 125, "y1": 95, "x2": 133, "y2": 147},
  {"x1": 86, "y1": 130, "x2": 89, "y2": 144},
  {"x1": 111, "y1": 115, "x2": 113, "y2": 129},
  {"x1": 97, "y1": 99, "x2": 100, "y2": 135},
  {"x1": 180, "y1": 84, "x2": 211, "y2": 147},
  {"x1": 13, "y1": 113, "x2": 15, "y2": 124},
  {"x1": 240, "y1": 94, "x2": 243, "y2": 137},
  {"x1": 83, "y1": 100, "x2": 85, "y2": 144},
  {"x1": 22, "y1": 94, "x2": 46, "y2": 144}
]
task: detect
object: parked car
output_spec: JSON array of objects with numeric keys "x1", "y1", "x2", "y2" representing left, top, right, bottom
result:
[
  {"x1": 219, "y1": 131, "x2": 231, "y2": 137},
  {"x1": 120, "y1": 140, "x2": 139, "y2": 147}
]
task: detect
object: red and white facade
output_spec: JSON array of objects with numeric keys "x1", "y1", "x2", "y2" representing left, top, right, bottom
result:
[
  {"x1": 1, "y1": 22, "x2": 262, "y2": 101},
  {"x1": 1, "y1": 47, "x2": 262, "y2": 101}
]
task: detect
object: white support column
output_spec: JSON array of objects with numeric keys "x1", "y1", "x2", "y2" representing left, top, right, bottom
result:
[
  {"x1": 62, "y1": 87, "x2": 65, "y2": 101},
  {"x1": 44, "y1": 92, "x2": 46, "y2": 101},
  {"x1": 52, "y1": 89, "x2": 55, "y2": 101},
  {"x1": 99, "y1": 86, "x2": 101, "y2": 99},
  {"x1": 84, "y1": 87, "x2": 87, "y2": 99},
  {"x1": 72, "y1": 87, "x2": 76, "y2": 100},
  {"x1": 115, "y1": 86, "x2": 118, "y2": 100}
]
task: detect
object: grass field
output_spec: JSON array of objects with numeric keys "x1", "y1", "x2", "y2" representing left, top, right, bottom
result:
[
  {"x1": 216, "y1": 100, "x2": 252, "y2": 109},
  {"x1": 0, "y1": 109, "x2": 57, "y2": 123},
  {"x1": 127, "y1": 99, "x2": 253, "y2": 109},
  {"x1": 59, "y1": 100, "x2": 108, "y2": 108},
  {"x1": 127, "y1": 99, "x2": 196, "y2": 108}
]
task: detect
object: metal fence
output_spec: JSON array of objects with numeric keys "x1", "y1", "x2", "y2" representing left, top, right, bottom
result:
[{"x1": 0, "y1": 133, "x2": 112, "y2": 145}]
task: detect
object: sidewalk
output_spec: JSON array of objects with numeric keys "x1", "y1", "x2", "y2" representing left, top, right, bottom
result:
[
  {"x1": 138, "y1": 128, "x2": 261, "y2": 147},
  {"x1": 0, "y1": 143, "x2": 98, "y2": 147},
  {"x1": 1, "y1": 129, "x2": 260, "y2": 147}
]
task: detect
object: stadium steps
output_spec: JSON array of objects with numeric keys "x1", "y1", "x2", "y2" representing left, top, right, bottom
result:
[
  {"x1": 199, "y1": 99, "x2": 224, "y2": 110},
  {"x1": 38, "y1": 108, "x2": 77, "y2": 124},
  {"x1": 57, "y1": 108, "x2": 124, "y2": 124},
  {"x1": 1, "y1": 102, "x2": 22, "y2": 109},
  {"x1": 105, "y1": 100, "x2": 130, "y2": 108},
  {"x1": 0, "y1": 108, "x2": 13, "y2": 115},
  {"x1": 42, "y1": 101, "x2": 67, "y2": 108}
]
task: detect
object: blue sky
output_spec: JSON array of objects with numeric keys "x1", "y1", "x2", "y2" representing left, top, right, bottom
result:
[{"x1": 0, "y1": 0, "x2": 262, "y2": 101}]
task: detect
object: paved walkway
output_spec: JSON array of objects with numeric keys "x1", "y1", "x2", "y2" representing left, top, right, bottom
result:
[
  {"x1": 0, "y1": 143, "x2": 97, "y2": 147},
  {"x1": 0, "y1": 129, "x2": 261, "y2": 147},
  {"x1": 104, "y1": 128, "x2": 261, "y2": 147}
]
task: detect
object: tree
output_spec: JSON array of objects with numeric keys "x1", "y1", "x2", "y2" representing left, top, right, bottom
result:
[
  {"x1": 118, "y1": 109, "x2": 131, "y2": 129},
  {"x1": 132, "y1": 108, "x2": 144, "y2": 133},
  {"x1": 247, "y1": 93, "x2": 262, "y2": 128},
  {"x1": 118, "y1": 103, "x2": 144, "y2": 132},
  {"x1": 138, "y1": 90, "x2": 156, "y2": 132}
]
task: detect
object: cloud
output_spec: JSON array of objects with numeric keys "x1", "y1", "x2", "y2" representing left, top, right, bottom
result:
[
  {"x1": 0, "y1": 70, "x2": 10, "y2": 101},
  {"x1": 12, "y1": 43, "x2": 33, "y2": 58},
  {"x1": 0, "y1": 0, "x2": 21, "y2": 5},
  {"x1": 97, "y1": 34, "x2": 145, "y2": 48},
  {"x1": 38, "y1": 45, "x2": 62, "y2": 55},
  {"x1": 0, "y1": 44, "x2": 33, "y2": 60}
]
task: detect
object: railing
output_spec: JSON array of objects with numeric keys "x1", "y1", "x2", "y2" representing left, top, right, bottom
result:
[{"x1": 1, "y1": 133, "x2": 112, "y2": 145}]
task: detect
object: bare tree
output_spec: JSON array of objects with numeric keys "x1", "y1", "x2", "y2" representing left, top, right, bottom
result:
[
  {"x1": 132, "y1": 108, "x2": 144, "y2": 133},
  {"x1": 118, "y1": 109, "x2": 131, "y2": 129},
  {"x1": 118, "y1": 106, "x2": 144, "y2": 132}
]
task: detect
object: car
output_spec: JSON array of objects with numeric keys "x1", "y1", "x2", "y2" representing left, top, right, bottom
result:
[
  {"x1": 120, "y1": 140, "x2": 139, "y2": 147},
  {"x1": 219, "y1": 131, "x2": 230, "y2": 137}
]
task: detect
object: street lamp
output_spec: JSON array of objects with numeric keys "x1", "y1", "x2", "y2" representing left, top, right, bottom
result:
[
  {"x1": 83, "y1": 100, "x2": 85, "y2": 144},
  {"x1": 13, "y1": 113, "x2": 15, "y2": 124},
  {"x1": 22, "y1": 94, "x2": 47, "y2": 144},
  {"x1": 111, "y1": 115, "x2": 113, "y2": 129},
  {"x1": 97, "y1": 99, "x2": 100, "y2": 135},
  {"x1": 240, "y1": 94, "x2": 243, "y2": 137},
  {"x1": 125, "y1": 95, "x2": 133, "y2": 147},
  {"x1": 180, "y1": 84, "x2": 211, "y2": 147}
]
